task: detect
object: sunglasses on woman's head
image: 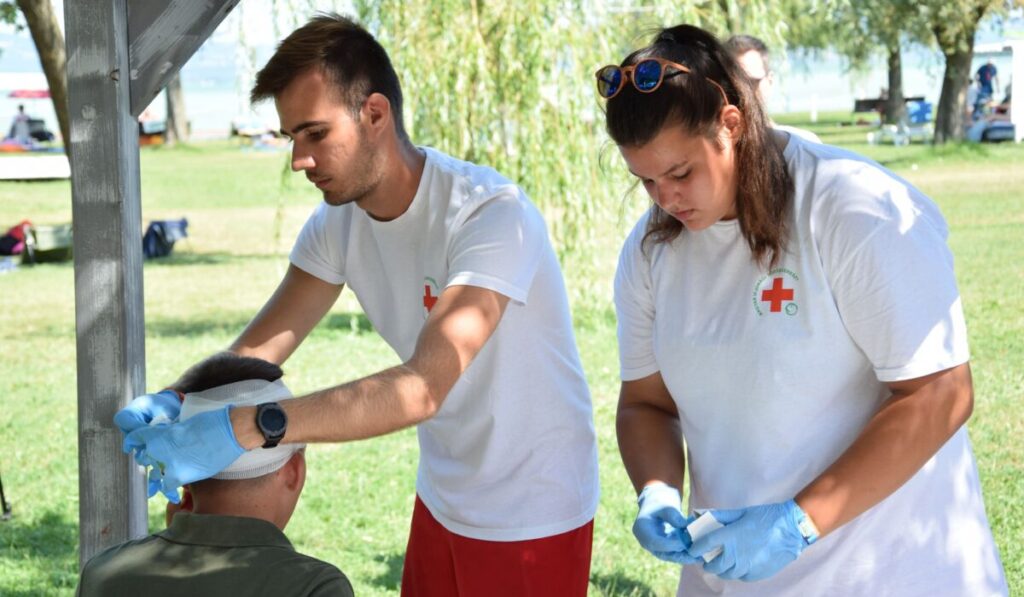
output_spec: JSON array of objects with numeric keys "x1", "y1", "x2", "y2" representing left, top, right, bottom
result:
[{"x1": 595, "y1": 58, "x2": 730, "y2": 106}]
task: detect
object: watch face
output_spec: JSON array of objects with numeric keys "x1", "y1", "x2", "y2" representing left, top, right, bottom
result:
[{"x1": 260, "y1": 407, "x2": 287, "y2": 435}]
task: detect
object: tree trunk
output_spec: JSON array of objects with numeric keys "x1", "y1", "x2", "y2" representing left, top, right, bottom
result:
[
  {"x1": 16, "y1": 0, "x2": 69, "y2": 155},
  {"x1": 165, "y1": 73, "x2": 189, "y2": 146},
  {"x1": 884, "y1": 44, "x2": 905, "y2": 125},
  {"x1": 932, "y1": 24, "x2": 976, "y2": 144},
  {"x1": 929, "y1": 0, "x2": 993, "y2": 145}
]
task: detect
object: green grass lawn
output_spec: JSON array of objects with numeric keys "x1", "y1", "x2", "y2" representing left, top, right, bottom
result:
[{"x1": 0, "y1": 116, "x2": 1021, "y2": 595}]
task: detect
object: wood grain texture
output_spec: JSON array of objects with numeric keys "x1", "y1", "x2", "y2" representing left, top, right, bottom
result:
[{"x1": 67, "y1": 0, "x2": 148, "y2": 568}]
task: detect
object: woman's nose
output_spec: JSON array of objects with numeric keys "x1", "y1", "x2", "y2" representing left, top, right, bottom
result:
[{"x1": 653, "y1": 182, "x2": 678, "y2": 210}]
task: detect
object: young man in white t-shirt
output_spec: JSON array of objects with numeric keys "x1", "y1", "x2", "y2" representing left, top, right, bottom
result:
[
  {"x1": 115, "y1": 13, "x2": 599, "y2": 596},
  {"x1": 724, "y1": 34, "x2": 821, "y2": 144}
]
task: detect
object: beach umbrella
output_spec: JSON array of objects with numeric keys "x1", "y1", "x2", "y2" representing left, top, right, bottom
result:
[
  {"x1": 7, "y1": 89, "x2": 54, "y2": 141},
  {"x1": 8, "y1": 89, "x2": 50, "y2": 99}
]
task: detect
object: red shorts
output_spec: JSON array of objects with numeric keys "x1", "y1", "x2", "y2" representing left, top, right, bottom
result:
[{"x1": 401, "y1": 496, "x2": 593, "y2": 597}]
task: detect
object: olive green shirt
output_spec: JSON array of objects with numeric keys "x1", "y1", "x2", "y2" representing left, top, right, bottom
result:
[{"x1": 77, "y1": 512, "x2": 352, "y2": 597}]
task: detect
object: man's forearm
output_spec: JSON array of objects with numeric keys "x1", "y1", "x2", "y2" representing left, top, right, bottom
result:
[
  {"x1": 231, "y1": 363, "x2": 440, "y2": 449},
  {"x1": 229, "y1": 284, "x2": 506, "y2": 449},
  {"x1": 227, "y1": 265, "x2": 345, "y2": 366}
]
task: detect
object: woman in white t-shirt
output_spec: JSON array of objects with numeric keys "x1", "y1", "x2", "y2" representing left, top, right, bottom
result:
[{"x1": 598, "y1": 24, "x2": 1008, "y2": 596}]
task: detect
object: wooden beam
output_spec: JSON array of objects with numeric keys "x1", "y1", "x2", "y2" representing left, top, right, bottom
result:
[
  {"x1": 66, "y1": 0, "x2": 148, "y2": 567},
  {"x1": 128, "y1": 0, "x2": 241, "y2": 117}
]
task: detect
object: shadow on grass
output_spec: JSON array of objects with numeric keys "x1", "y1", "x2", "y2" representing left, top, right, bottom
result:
[
  {"x1": 322, "y1": 312, "x2": 374, "y2": 335},
  {"x1": 145, "y1": 311, "x2": 373, "y2": 339},
  {"x1": 589, "y1": 572, "x2": 659, "y2": 597},
  {"x1": 814, "y1": 126, "x2": 868, "y2": 141},
  {"x1": 0, "y1": 509, "x2": 79, "y2": 593},
  {"x1": 875, "y1": 141, "x2": 993, "y2": 170},
  {"x1": 142, "y1": 142, "x2": 209, "y2": 154},
  {"x1": 14, "y1": 259, "x2": 74, "y2": 271},
  {"x1": 143, "y1": 251, "x2": 282, "y2": 267},
  {"x1": 8, "y1": 251, "x2": 279, "y2": 273},
  {"x1": 370, "y1": 552, "x2": 404, "y2": 591},
  {"x1": 146, "y1": 314, "x2": 254, "y2": 338}
]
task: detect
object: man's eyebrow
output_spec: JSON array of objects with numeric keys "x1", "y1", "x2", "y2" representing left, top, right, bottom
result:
[
  {"x1": 279, "y1": 121, "x2": 328, "y2": 137},
  {"x1": 628, "y1": 160, "x2": 690, "y2": 179}
]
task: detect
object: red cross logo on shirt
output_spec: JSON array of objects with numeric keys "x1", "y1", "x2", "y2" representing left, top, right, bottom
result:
[
  {"x1": 761, "y1": 277, "x2": 794, "y2": 313},
  {"x1": 423, "y1": 285, "x2": 438, "y2": 312}
]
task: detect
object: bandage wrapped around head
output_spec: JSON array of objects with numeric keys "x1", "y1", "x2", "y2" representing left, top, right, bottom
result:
[{"x1": 179, "y1": 378, "x2": 305, "y2": 480}]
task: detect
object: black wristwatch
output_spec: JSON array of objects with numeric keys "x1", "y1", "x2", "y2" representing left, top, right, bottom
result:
[{"x1": 255, "y1": 402, "x2": 287, "y2": 449}]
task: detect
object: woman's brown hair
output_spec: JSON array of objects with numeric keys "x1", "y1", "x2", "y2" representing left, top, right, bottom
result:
[{"x1": 604, "y1": 24, "x2": 792, "y2": 268}]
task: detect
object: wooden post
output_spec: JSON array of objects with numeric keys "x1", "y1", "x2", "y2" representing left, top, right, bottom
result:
[{"x1": 66, "y1": 0, "x2": 148, "y2": 567}]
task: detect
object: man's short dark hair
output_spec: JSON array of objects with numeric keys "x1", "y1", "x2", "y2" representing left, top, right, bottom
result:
[
  {"x1": 175, "y1": 352, "x2": 283, "y2": 394},
  {"x1": 724, "y1": 34, "x2": 770, "y2": 62},
  {"x1": 250, "y1": 12, "x2": 407, "y2": 141}
]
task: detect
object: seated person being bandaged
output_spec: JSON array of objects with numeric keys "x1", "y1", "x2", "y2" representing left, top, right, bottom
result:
[{"x1": 77, "y1": 353, "x2": 353, "y2": 597}]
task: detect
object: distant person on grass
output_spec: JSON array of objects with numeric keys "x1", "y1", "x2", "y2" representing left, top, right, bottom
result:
[
  {"x1": 9, "y1": 104, "x2": 31, "y2": 145},
  {"x1": 974, "y1": 58, "x2": 999, "y2": 118},
  {"x1": 114, "y1": 12, "x2": 598, "y2": 597},
  {"x1": 80, "y1": 353, "x2": 352, "y2": 597},
  {"x1": 724, "y1": 34, "x2": 821, "y2": 143}
]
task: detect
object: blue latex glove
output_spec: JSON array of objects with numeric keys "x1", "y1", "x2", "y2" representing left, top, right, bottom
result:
[
  {"x1": 632, "y1": 483, "x2": 700, "y2": 564},
  {"x1": 146, "y1": 460, "x2": 180, "y2": 504},
  {"x1": 113, "y1": 390, "x2": 182, "y2": 436},
  {"x1": 123, "y1": 406, "x2": 244, "y2": 503},
  {"x1": 688, "y1": 499, "x2": 815, "y2": 582}
]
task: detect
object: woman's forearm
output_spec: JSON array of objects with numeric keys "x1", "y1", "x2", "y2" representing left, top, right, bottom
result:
[
  {"x1": 617, "y1": 401, "x2": 687, "y2": 494},
  {"x1": 796, "y1": 363, "x2": 974, "y2": 537}
]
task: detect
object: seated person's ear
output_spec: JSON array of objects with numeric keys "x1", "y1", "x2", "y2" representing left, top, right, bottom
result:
[{"x1": 281, "y1": 451, "x2": 306, "y2": 492}]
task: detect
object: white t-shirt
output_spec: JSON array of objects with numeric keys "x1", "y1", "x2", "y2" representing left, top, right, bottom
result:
[
  {"x1": 774, "y1": 123, "x2": 821, "y2": 144},
  {"x1": 615, "y1": 135, "x2": 1008, "y2": 595},
  {"x1": 291, "y1": 147, "x2": 599, "y2": 541}
]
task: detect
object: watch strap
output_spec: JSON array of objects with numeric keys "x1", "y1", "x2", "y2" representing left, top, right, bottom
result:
[{"x1": 255, "y1": 402, "x2": 287, "y2": 449}]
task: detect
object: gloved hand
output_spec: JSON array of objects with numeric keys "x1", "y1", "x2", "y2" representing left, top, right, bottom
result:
[
  {"x1": 687, "y1": 499, "x2": 816, "y2": 582},
  {"x1": 123, "y1": 407, "x2": 244, "y2": 503},
  {"x1": 632, "y1": 483, "x2": 700, "y2": 565},
  {"x1": 114, "y1": 390, "x2": 182, "y2": 436},
  {"x1": 146, "y1": 461, "x2": 181, "y2": 504}
]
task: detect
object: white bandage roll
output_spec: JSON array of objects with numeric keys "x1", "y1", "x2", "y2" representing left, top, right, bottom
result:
[
  {"x1": 687, "y1": 511, "x2": 724, "y2": 563},
  {"x1": 179, "y1": 378, "x2": 305, "y2": 480}
]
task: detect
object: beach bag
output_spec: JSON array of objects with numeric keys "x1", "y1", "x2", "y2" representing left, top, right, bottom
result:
[{"x1": 143, "y1": 218, "x2": 189, "y2": 259}]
